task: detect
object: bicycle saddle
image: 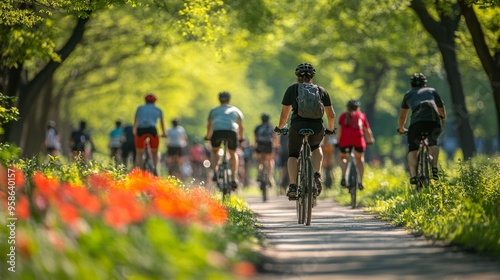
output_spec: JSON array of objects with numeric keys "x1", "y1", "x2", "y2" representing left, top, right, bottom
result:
[{"x1": 298, "y1": 128, "x2": 315, "y2": 135}]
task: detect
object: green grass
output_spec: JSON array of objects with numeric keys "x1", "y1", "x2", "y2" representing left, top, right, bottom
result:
[{"x1": 329, "y1": 156, "x2": 500, "y2": 260}]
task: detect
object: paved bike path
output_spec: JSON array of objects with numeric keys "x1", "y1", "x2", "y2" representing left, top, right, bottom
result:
[{"x1": 243, "y1": 194, "x2": 500, "y2": 280}]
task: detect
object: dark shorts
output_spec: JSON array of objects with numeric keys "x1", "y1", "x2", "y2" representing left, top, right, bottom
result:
[
  {"x1": 167, "y1": 147, "x2": 183, "y2": 157},
  {"x1": 255, "y1": 142, "x2": 273, "y2": 154},
  {"x1": 339, "y1": 146, "x2": 364, "y2": 154},
  {"x1": 288, "y1": 120, "x2": 324, "y2": 158},
  {"x1": 135, "y1": 127, "x2": 159, "y2": 149},
  {"x1": 407, "y1": 121, "x2": 442, "y2": 151},
  {"x1": 211, "y1": 130, "x2": 238, "y2": 150}
]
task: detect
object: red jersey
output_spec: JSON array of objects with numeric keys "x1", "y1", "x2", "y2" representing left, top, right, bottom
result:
[{"x1": 338, "y1": 111, "x2": 370, "y2": 148}]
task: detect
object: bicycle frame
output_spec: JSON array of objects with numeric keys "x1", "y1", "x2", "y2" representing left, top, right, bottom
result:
[
  {"x1": 345, "y1": 148, "x2": 360, "y2": 209},
  {"x1": 416, "y1": 133, "x2": 431, "y2": 191},
  {"x1": 296, "y1": 128, "x2": 315, "y2": 226},
  {"x1": 258, "y1": 163, "x2": 268, "y2": 202},
  {"x1": 399, "y1": 129, "x2": 432, "y2": 192},
  {"x1": 216, "y1": 140, "x2": 232, "y2": 200},
  {"x1": 143, "y1": 137, "x2": 157, "y2": 176}
]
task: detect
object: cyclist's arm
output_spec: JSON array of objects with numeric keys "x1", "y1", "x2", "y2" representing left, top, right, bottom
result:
[
  {"x1": 237, "y1": 119, "x2": 244, "y2": 140},
  {"x1": 277, "y1": 105, "x2": 291, "y2": 129},
  {"x1": 398, "y1": 108, "x2": 409, "y2": 133},
  {"x1": 325, "y1": 105, "x2": 336, "y2": 131},
  {"x1": 363, "y1": 127, "x2": 375, "y2": 144},
  {"x1": 133, "y1": 118, "x2": 138, "y2": 136}
]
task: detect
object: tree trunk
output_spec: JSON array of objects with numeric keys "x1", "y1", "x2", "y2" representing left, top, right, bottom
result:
[
  {"x1": 459, "y1": 0, "x2": 500, "y2": 149},
  {"x1": 4, "y1": 16, "x2": 90, "y2": 156},
  {"x1": 359, "y1": 59, "x2": 389, "y2": 163},
  {"x1": 410, "y1": 0, "x2": 476, "y2": 159}
]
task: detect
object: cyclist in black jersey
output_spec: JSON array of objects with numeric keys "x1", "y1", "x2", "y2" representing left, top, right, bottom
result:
[
  {"x1": 398, "y1": 73, "x2": 447, "y2": 185},
  {"x1": 275, "y1": 63, "x2": 336, "y2": 199}
]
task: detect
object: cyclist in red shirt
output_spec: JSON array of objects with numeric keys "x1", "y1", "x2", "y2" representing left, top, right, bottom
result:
[{"x1": 337, "y1": 99, "x2": 374, "y2": 190}]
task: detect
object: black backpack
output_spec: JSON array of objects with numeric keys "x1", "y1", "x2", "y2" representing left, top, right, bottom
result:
[
  {"x1": 296, "y1": 83, "x2": 324, "y2": 119},
  {"x1": 256, "y1": 124, "x2": 274, "y2": 143}
]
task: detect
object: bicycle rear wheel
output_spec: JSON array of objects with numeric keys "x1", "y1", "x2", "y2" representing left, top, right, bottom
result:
[
  {"x1": 305, "y1": 157, "x2": 313, "y2": 226},
  {"x1": 260, "y1": 167, "x2": 268, "y2": 202},
  {"x1": 143, "y1": 151, "x2": 157, "y2": 176},
  {"x1": 416, "y1": 147, "x2": 430, "y2": 191},
  {"x1": 221, "y1": 165, "x2": 231, "y2": 201},
  {"x1": 296, "y1": 157, "x2": 305, "y2": 224},
  {"x1": 347, "y1": 160, "x2": 357, "y2": 209}
]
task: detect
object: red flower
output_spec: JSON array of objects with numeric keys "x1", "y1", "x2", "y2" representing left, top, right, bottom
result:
[
  {"x1": 17, "y1": 195, "x2": 30, "y2": 220},
  {"x1": 33, "y1": 172, "x2": 59, "y2": 200},
  {"x1": 56, "y1": 203, "x2": 80, "y2": 225},
  {"x1": 64, "y1": 186, "x2": 101, "y2": 216},
  {"x1": 0, "y1": 165, "x2": 25, "y2": 191},
  {"x1": 189, "y1": 187, "x2": 227, "y2": 225},
  {"x1": 103, "y1": 189, "x2": 145, "y2": 228},
  {"x1": 87, "y1": 172, "x2": 115, "y2": 191}
]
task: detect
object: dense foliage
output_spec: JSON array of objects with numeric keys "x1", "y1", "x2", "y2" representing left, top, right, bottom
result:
[{"x1": 0, "y1": 159, "x2": 260, "y2": 279}]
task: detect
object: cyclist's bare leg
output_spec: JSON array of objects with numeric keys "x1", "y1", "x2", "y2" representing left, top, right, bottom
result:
[
  {"x1": 228, "y1": 149, "x2": 239, "y2": 182},
  {"x1": 311, "y1": 148, "x2": 323, "y2": 173},
  {"x1": 354, "y1": 151, "x2": 365, "y2": 181},
  {"x1": 339, "y1": 152, "x2": 348, "y2": 178},
  {"x1": 407, "y1": 150, "x2": 418, "y2": 178},
  {"x1": 210, "y1": 147, "x2": 220, "y2": 175},
  {"x1": 428, "y1": 145, "x2": 439, "y2": 167},
  {"x1": 135, "y1": 148, "x2": 145, "y2": 168},
  {"x1": 266, "y1": 155, "x2": 276, "y2": 186},
  {"x1": 287, "y1": 157, "x2": 298, "y2": 185},
  {"x1": 152, "y1": 148, "x2": 159, "y2": 169}
]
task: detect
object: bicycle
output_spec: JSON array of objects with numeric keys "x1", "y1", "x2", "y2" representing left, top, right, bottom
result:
[
  {"x1": 143, "y1": 137, "x2": 157, "y2": 176},
  {"x1": 344, "y1": 147, "x2": 360, "y2": 209},
  {"x1": 277, "y1": 127, "x2": 321, "y2": 226},
  {"x1": 257, "y1": 161, "x2": 269, "y2": 202},
  {"x1": 214, "y1": 139, "x2": 233, "y2": 201},
  {"x1": 399, "y1": 129, "x2": 432, "y2": 192}
]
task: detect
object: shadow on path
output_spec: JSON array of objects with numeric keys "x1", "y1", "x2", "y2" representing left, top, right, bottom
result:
[{"x1": 244, "y1": 194, "x2": 500, "y2": 280}]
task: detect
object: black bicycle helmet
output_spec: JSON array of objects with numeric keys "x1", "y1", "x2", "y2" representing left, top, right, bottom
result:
[
  {"x1": 171, "y1": 118, "x2": 180, "y2": 127},
  {"x1": 347, "y1": 99, "x2": 361, "y2": 110},
  {"x1": 218, "y1": 91, "x2": 231, "y2": 102},
  {"x1": 261, "y1": 113, "x2": 270, "y2": 123},
  {"x1": 295, "y1": 62, "x2": 316, "y2": 78},
  {"x1": 410, "y1": 73, "x2": 427, "y2": 87}
]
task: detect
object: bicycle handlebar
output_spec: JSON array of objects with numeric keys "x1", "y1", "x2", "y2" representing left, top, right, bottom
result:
[{"x1": 275, "y1": 126, "x2": 336, "y2": 136}]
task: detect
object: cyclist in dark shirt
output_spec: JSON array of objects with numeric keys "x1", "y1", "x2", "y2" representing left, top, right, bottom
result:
[
  {"x1": 254, "y1": 113, "x2": 277, "y2": 187},
  {"x1": 121, "y1": 124, "x2": 136, "y2": 167},
  {"x1": 70, "y1": 120, "x2": 95, "y2": 162},
  {"x1": 398, "y1": 73, "x2": 446, "y2": 185},
  {"x1": 275, "y1": 63, "x2": 336, "y2": 199}
]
